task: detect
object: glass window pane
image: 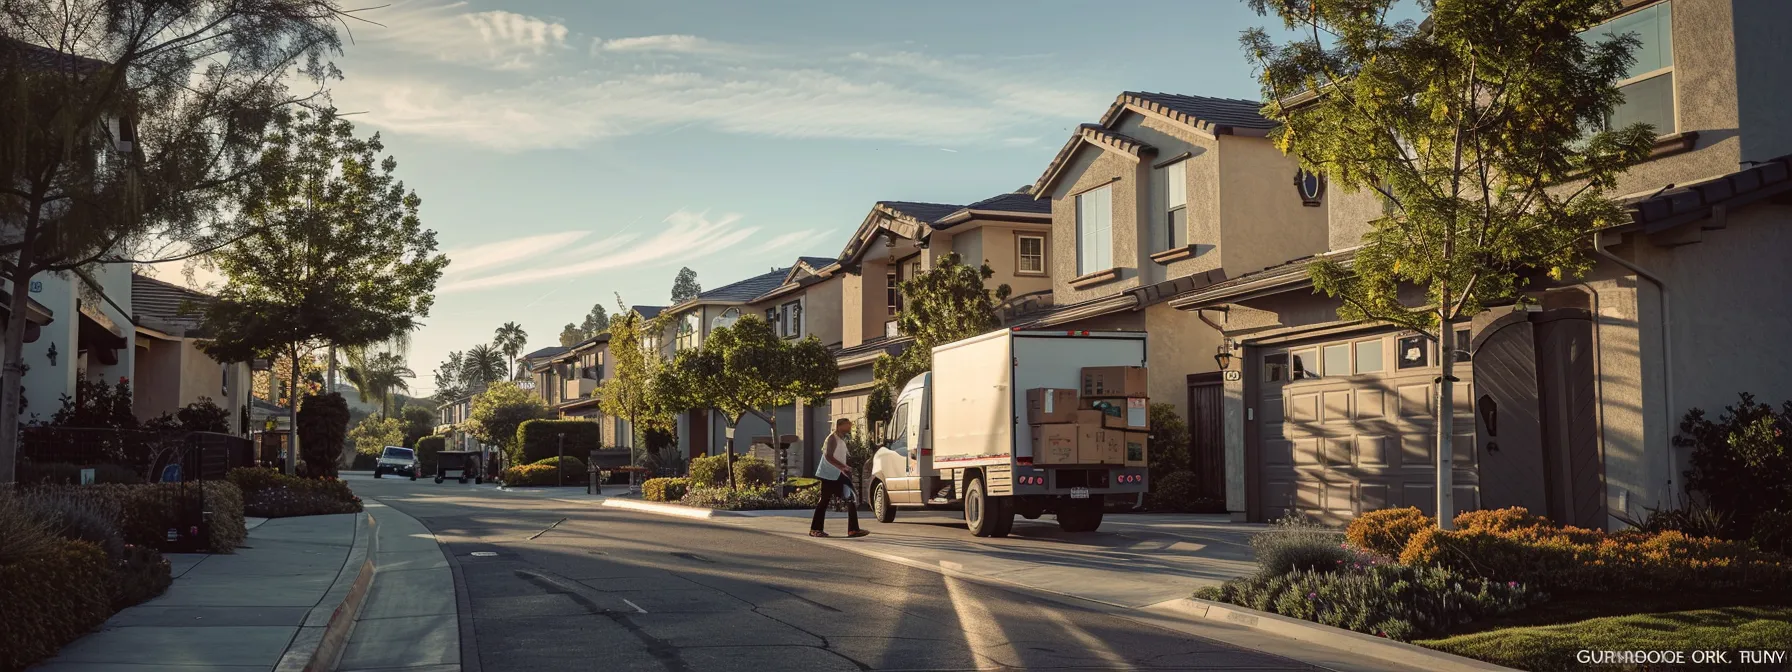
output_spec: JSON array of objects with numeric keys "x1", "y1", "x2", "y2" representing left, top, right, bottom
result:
[
  {"x1": 1611, "y1": 73, "x2": 1675, "y2": 135},
  {"x1": 1398, "y1": 336, "x2": 1429, "y2": 369},
  {"x1": 1263, "y1": 354, "x2": 1288, "y2": 383},
  {"x1": 1291, "y1": 349, "x2": 1317, "y2": 379},
  {"x1": 1456, "y1": 328, "x2": 1473, "y2": 362},
  {"x1": 1077, "y1": 186, "x2": 1112, "y2": 273},
  {"x1": 1355, "y1": 340, "x2": 1384, "y2": 373},
  {"x1": 1167, "y1": 207, "x2": 1187, "y2": 249},
  {"x1": 1165, "y1": 161, "x2": 1186, "y2": 208},
  {"x1": 1323, "y1": 344, "x2": 1350, "y2": 376},
  {"x1": 1595, "y1": 2, "x2": 1672, "y2": 78}
]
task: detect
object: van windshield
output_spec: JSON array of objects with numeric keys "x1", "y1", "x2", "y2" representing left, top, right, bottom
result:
[{"x1": 382, "y1": 447, "x2": 414, "y2": 460}]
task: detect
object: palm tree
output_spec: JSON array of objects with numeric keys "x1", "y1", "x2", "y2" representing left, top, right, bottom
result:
[
  {"x1": 345, "y1": 352, "x2": 416, "y2": 418},
  {"x1": 493, "y1": 322, "x2": 528, "y2": 380},
  {"x1": 460, "y1": 344, "x2": 507, "y2": 390}
]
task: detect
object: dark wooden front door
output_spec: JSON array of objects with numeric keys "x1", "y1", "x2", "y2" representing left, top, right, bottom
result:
[
  {"x1": 1472, "y1": 312, "x2": 1549, "y2": 514},
  {"x1": 1533, "y1": 309, "x2": 1605, "y2": 529},
  {"x1": 1188, "y1": 373, "x2": 1225, "y2": 502}
]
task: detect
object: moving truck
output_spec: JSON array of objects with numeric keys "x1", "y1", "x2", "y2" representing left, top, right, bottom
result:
[{"x1": 867, "y1": 329, "x2": 1150, "y2": 537}]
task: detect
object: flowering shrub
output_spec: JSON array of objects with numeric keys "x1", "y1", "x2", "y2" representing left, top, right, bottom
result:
[
  {"x1": 1397, "y1": 507, "x2": 1792, "y2": 593},
  {"x1": 227, "y1": 468, "x2": 361, "y2": 519},
  {"x1": 1195, "y1": 563, "x2": 1542, "y2": 642},
  {"x1": 1346, "y1": 507, "x2": 1433, "y2": 559},
  {"x1": 1251, "y1": 513, "x2": 1353, "y2": 577},
  {"x1": 680, "y1": 485, "x2": 818, "y2": 511}
]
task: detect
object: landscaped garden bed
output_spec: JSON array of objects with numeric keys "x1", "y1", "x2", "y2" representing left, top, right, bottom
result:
[
  {"x1": 227, "y1": 468, "x2": 364, "y2": 518},
  {"x1": 637, "y1": 455, "x2": 820, "y2": 511}
]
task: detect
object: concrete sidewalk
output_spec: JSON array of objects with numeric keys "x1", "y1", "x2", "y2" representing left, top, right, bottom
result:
[
  {"x1": 38, "y1": 513, "x2": 362, "y2": 671},
  {"x1": 335, "y1": 500, "x2": 459, "y2": 672}
]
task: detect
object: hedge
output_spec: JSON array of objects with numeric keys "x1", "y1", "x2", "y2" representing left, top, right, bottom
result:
[
  {"x1": 227, "y1": 468, "x2": 363, "y2": 518},
  {"x1": 27, "y1": 483, "x2": 245, "y2": 553},
  {"x1": 0, "y1": 539, "x2": 115, "y2": 672},
  {"x1": 517, "y1": 419, "x2": 602, "y2": 465},
  {"x1": 15, "y1": 462, "x2": 144, "y2": 485},
  {"x1": 732, "y1": 456, "x2": 776, "y2": 488},
  {"x1": 642, "y1": 477, "x2": 689, "y2": 502},
  {"x1": 689, "y1": 454, "x2": 729, "y2": 487}
]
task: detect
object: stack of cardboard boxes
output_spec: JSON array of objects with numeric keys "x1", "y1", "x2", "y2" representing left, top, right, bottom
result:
[{"x1": 1025, "y1": 366, "x2": 1150, "y2": 467}]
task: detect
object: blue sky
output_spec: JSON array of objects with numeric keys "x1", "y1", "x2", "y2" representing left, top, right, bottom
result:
[{"x1": 316, "y1": 0, "x2": 1314, "y2": 395}]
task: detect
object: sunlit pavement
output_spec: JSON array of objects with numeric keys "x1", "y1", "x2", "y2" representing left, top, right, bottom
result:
[{"x1": 342, "y1": 474, "x2": 1419, "y2": 671}]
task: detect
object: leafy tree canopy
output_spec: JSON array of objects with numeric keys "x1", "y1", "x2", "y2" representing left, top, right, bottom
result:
[
  {"x1": 400, "y1": 404, "x2": 437, "y2": 447},
  {"x1": 465, "y1": 381, "x2": 549, "y2": 463},
  {"x1": 349, "y1": 415, "x2": 404, "y2": 457},
  {"x1": 659, "y1": 315, "x2": 837, "y2": 424},
  {"x1": 670, "y1": 267, "x2": 701, "y2": 303},
  {"x1": 597, "y1": 308, "x2": 672, "y2": 442},
  {"x1": 868, "y1": 253, "x2": 1010, "y2": 426}
]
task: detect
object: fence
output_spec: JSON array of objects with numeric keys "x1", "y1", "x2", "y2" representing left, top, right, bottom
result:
[{"x1": 15, "y1": 427, "x2": 256, "y2": 484}]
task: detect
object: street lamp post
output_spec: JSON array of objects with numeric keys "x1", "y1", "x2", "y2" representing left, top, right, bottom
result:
[{"x1": 556, "y1": 432, "x2": 566, "y2": 487}]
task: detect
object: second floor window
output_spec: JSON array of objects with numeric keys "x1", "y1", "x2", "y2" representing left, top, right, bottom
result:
[
  {"x1": 1076, "y1": 184, "x2": 1112, "y2": 275},
  {"x1": 1017, "y1": 234, "x2": 1045, "y2": 274},
  {"x1": 675, "y1": 312, "x2": 697, "y2": 351},
  {"x1": 780, "y1": 300, "x2": 803, "y2": 338},
  {"x1": 886, "y1": 270, "x2": 899, "y2": 313},
  {"x1": 1586, "y1": 1, "x2": 1674, "y2": 135},
  {"x1": 1160, "y1": 160, "x2": 1187, "y2": 249}
]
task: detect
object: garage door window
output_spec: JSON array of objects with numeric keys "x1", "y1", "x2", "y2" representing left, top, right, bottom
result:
[
  {"x1": 1322, "y1": 344, "x2": 1350, "y2": 377},
  {"x1": 1398, "y1": 335, "x2": 1429, "y2": 369},
  {"x1": 1263, "y1": 354, "x2": 1288, "y2": 382},
  {"x1": 1291, "y1": 349, "x2": 1316, "y2": 379},
  {"x1": 1355, "y1": 340, "x2": 1384, "y2": 374}
]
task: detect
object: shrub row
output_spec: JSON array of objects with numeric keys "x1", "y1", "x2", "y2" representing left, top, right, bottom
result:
[
  {"x1": 15, "y1": 462, "x2": 144, "y2": 485},
  {"x1": 680, "y1": 484, "x2": 819, "y2": 511},
  {"x1": 1195, "y1": 563, "x2": 1542, "y2": 642},
  {"x1": 499, "y1": 456, "x2": 595, "y2": 487},
  {"x1": 27, "y1": 482, "x2": 245, "y2": 553},
  {"x1": 686, "y1": 454, "x2": 778, "y2": 489},
  {"x1": 1347, "y1": 506, "x2": 1792, "y2": 593},
  {"x1": 516, "y1": 419, "x2": 603, "y2": 464},
  {"x1": 226, "y1": 468, "x2": 363, "y2": 519},
  {"x1": 415, "y1": 435, "x2": 446, "y2": 473},
  {"x1": 642, "y1": 477, "x2": 690, "y2": 502}
]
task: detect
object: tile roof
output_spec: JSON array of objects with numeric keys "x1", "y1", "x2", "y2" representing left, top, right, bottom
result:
[
  {"x1": 690, "y1": 267, "x2": 792, "y2": 304},
  {"x1": 130, "y1": 273, "x2": 214, "y2": 334},
  {"x1": 878, "y1": 201, "x2": 963, "y2": 225},
  {"x1": 1114, "y1": 92, "x2": 1275, "y2": 132},
  {"x1": 797, "y1": 256, "x2": 837, "y2": 269},
  {"x1": 960, "y1": 191, "x2": 1051, "y2": 216},
  {"x1": 633, "y1": 305, "x2": 665, "y2": 319},
  {"x1": 1621, "y1": 153, "x2": 1792, "y2": 233},
  {"x1": 519, "y1": 346, "x2": 568, "y2": 361},
  {"x1": 0, "y1": 36, "x2": 108, "y2": 75}
]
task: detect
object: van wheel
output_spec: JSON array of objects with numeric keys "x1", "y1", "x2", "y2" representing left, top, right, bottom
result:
[
  {"x1": 1057, "y1": 496, "x2": 1105, "y2": 533},
  {"x1": 965, "y1": 477, "x2": 1011, "y2": 538},
  {"x1": 873, "y1": 482, "x2": 895, "y2": 523},
  {"x1": 434, "y1": 475, "x2": 444, "y2": 484},
  {"x1": 373, "y1": 470, "x2": 382, "y2": 479}
]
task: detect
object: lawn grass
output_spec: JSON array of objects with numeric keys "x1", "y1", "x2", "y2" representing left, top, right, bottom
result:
[
  {"x1": 1446, "y1": 589, "x2": 1792, "y2": 635},
  {"x1": 1418, "y1": 606, "x2": 1792, "y2": 672}
]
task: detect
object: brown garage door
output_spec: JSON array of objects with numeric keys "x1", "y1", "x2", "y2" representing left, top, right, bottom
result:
[{"x1": 1256, "y1": 330, "x2": 1479, "y2": 524}]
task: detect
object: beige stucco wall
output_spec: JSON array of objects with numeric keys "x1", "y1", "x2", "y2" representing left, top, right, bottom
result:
[
  {"x1": 132, "y1": 338, "x2": 182, "y2": 420},
  {"x1": 1143, "y1": 303, "x2": 1223, "y2": 422},
  {"x1": 805, "y1": 275, "x2": 845, "y2": 347},
  {"x1": 841, "y1": 260, "x2": 892, "y2": 348},
  {"x1": 1325, "y1": 186, "x2": 1384, "y2": 251},
  {"x1": 1049, "y1": 147, "x2": 1144, "y2": 303},
  {"x1": 967, "y1": 224, "x2": 1054, "y2": 299},
  {"x1": 1216, "y1": 135, "x2": 1330, "y2": 277}
]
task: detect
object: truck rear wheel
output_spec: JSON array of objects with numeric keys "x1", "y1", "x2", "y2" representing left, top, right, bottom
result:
[
  {"x1": 964, "y1": 477, "x2": 1011, "y2": 538},
  {"x1": 873, "y1": 481, "x2": 896, "y2": 523},
  {"x1": 1057, "y1": 496, "x2": 1104, "y2": 533}
]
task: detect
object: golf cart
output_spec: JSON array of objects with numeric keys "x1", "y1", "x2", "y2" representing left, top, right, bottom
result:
[{"x1": 434, "y1": 450, "x2": 484, "y2": 484}]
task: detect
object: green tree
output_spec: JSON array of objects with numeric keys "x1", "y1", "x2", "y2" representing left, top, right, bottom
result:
[
  {"x1": 400, "y1": 405, "x2": 437, "y2": 447},
  {"x1": 296, "y1": 392, "x2": 350, "y2": 478},
  {"x1": 348, "y1": 415, "x2": 404, "y2": 459},
  {"x1": 670, "y1": 267, "x2": 701, "y2": 303},
  {"x1": 494, "y1": 322, "x2": 528, "y2": 379},
  {"x1": 559, "y1": 323, "x2": 584, "y2": 347},
  {"x1": 596, "y1": 306, "x2": 671, "y2": 462},
  {"x1": 199, "y1": 110, "x2": 448, "y2": 475},
  {"x1": 344, "y1": 351, "x2": 414, "y2": 419},
  {"x1": 1242, "y1": 0, "x2": 1656, "y2": 527},
  {"x1": 577, "y1": 303, "x2": 610, "y2": 341},
  {"x1": 465, "y1": 381, "x2": 550, "y2": 465},
  {"x1": 868, "y1": 253, "x2": 1011, "y2": 428},
  {"x1": 460, "y1": 344, "x2": 507, "y2": 390},
  {"x1": 0, "y1": 0, "x2": 347, "y2": 483},
  {"x1": 659, "y1": 315, "x2": 837, "y2": 490},
  {"x1": 432, "y1": 351, "x2": 465, "y2": 401}
]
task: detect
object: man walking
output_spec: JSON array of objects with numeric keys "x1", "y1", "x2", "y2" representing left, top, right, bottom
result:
[{"x1": 811, "y1": 417, "x2": 867, "y2": 538}]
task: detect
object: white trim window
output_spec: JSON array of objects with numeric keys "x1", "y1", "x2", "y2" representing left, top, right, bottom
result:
[
  {"x1": 1017, "y1": 234, "x2": 1046, "y2": 275},
  {"x1": 1586, "y1": 1, "x2": 1674, "y2": 134},
  {"x1": 1159, "y1": 160, "x2": 1187, "y2": 250},
  {"x1": 886, "y1": 270, "x2": 899, "y2": 313},
  {"x1": 674, "y1": 311, "x2": 698, "y2": 352},
  {"x1": 780, "y1": 299, "x2": 803, "y2": 338},
  {"x1": 1075, "y1": 184, "x2": 1112, "y2": 275}
]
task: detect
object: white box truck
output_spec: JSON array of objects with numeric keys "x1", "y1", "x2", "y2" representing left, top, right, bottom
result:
[{"x1": 866, "y1": 329, "x2": 1149, "y2": 537}]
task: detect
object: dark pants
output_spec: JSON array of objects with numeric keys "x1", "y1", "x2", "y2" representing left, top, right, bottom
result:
[{"x1": 810, "y1": 475, "x2": 860, "y2": 533}]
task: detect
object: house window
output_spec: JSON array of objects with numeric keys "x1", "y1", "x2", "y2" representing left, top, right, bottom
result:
[
  {"x1": 1354, "y1": 340, "x2": 1384, "y2": 374},
  {"x1": 1075, "y1": 184, "x2": 1112, "y2": 275},
  {"x1": 1263, "y1": 354, "x2": 1288, "y2": 383},
  {"x1": 592, "y1": 351, "x2": 605, "y2": 380},
  {"x1": 1398, "y1": 335, "x2": 1430, "y2": 369},
  {"x1": 781, "y1": 300, "x2": 802, "y2": 338},
  {"x1": 1322, "y1": 344, "x2": 1351, "y2": 377},
  {"x1": 674, "y1": 312, "x2": 697, "y2": 351},
  {"x1": 1586, "y1": 1, "x2": 1674, "y2": 134},
  {"x1": 886, "y1": 270, "x2": 899, "y2": 313},
  {"x1": 1290, "y1": 349, "x2": 1317, "y2": 380},
  {"x1": 1160, "y1": 161, "x2": 1187, "y2": 249},
  {"x1": 1017, "y1": 234, "x2": 1046, "y2": 275}
]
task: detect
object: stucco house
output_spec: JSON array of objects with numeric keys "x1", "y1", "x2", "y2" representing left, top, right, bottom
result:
[
  {"x1": 129, "y1": 273, "x2": 252, "y2": 431},
  {"x1": 1164, "y1": 0, "x2": 1792, "y2": 528},
  {"x1": 659, "y1": 267, "x2": 794, "y2": 462}
]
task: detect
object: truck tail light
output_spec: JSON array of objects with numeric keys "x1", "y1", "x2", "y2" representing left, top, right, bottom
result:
[{"x1": 1016, "y1": 457, "x2": 1033, "y2": 466}]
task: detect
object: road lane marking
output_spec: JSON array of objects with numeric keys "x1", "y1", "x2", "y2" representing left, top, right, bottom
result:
[
  {"x1": 527, "y1": 517, "x2": 567, "y2": 540},
  {"x1": 622, "y1": 598, "x2": 648, "y2": 614}
]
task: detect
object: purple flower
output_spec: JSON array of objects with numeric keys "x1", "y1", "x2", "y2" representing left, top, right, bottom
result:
[
  {"x1": 1508, "y1": 581, "x2": 1519, "y2": 588},
  {"x1": 1307, "y1": 592, "x2": 1317, "y2": 599}
]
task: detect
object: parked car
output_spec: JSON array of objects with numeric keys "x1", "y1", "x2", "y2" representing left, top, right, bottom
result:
[{"x1": 373, "y1": 446, "x2": 418, "y2": 480}]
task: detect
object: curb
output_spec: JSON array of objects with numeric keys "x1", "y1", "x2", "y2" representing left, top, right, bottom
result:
[
  {"x1": 601, "y1": 497, "x2": 741, "y2": 519},
  {"x1": 274, "y1": 511, "x2": 381, "y2": 672},
  {"x1": 1143, "y1": 598, "x2": 1519, "y2": 672}
]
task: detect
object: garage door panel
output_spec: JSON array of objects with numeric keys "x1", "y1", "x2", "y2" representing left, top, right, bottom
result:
[
  {"x1": 1398, "y1": 384, "x2": 1432, "y2": 417},
  {"x1": 1454, "y1": 485, "x2": 1480, "y2": 513},
  {"x1": 1360, "y1": 483, "x2": 1390, "y2": 511},
  {"x1": 1291, "y1": 437, "x2": 1320, "y2": 465},
  {"x1": 1403, "y1": 483, "x2": 1436, "y2": 516},
  {"x1": 1296, "y1": 479, "x2": 1322, "y2": 511},
  {"x1": 1323, "y1": 438, "x2": 1352, "y2": 466},
  {"x1": 1356, "y1": 435, "x2": 1390, "y2": 466},
  {"x1": 1355, "y1": 389, "x2": 1386, "y2": 419},
  {"x1": 1400, "y1": 434, "x2": 1432, "y2": 467},
  {"x1": 1288, "y1": 393, "x2": 1319, "y2": 423},
  {"x1": 1325, "y1": 481, "x2": 1355, "y2": 515},
  {"x1": 1263, "y1": 439, "x2": 1294, "y2": 466},
  {"x1": 1453, "y1": 382, "x2": 1475, "y2": 418},
  {"x1": 1322, "y1": 391, "x2": 1351, "y2": 423},
  {"x1": 1453, "y1": 432, "x2": 1477, "y2": 468}
]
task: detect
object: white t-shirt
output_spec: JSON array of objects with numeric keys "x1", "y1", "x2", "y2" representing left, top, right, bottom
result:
[{"x1": 816, "y1": 433, "x2": 847, "y2": 480}]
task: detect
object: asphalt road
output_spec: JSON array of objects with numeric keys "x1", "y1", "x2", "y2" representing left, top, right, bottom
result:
[{"x1": 353, "y1": 476, "x2": 1317, "y2": 671}]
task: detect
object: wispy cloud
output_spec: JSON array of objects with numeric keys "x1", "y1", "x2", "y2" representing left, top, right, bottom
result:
[
  {"x1": 442, "y1": 231, "x2": 590, "y2": 277},
  {"x1": 437, "y1": 210, "x2": 757, "y2": 293},
  {"x1": 334, "y1": 4, "x2": 1110, "y2": 152},
  {"x1": 748, "y1": 228, "x2": 835, "y2": 256}
]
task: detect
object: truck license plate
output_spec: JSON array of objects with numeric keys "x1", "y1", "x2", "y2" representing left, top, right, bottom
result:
[{"x1": 1070, "y1": 487, "x2": 1090, "y2": 500}]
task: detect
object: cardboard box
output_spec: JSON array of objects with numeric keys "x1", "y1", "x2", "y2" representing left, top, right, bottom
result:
[
  {"x1": 1123, "y1": 431, "x2": 1149, "y2": 467},
  {"x1": 1093, "y1": 428, "x2": 1126, "y2": 465},
  {"x1": 1031, "y1": 423, "x2": 1082, "y2": 465},
  {"x1": 1026, "y1": 388, "x2": 1080, "y2": 425},
  {"x1": 1081, "y1": 366, "x2": 1148, "y2": 398},
  {"x1": 1080, "y1": 397, "x2": 1150, "y2": 431},
  {"x1": 1078, "y1": 422, "x2": 1107, "y2": 464}
]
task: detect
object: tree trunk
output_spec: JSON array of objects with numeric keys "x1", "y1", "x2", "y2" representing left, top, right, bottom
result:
[
  {"x1": 0, "y1": 245, "x2": 38, "y2": 484},
  {"x1": 287, "y1": 345, "x2": 301, "y2": 475},
  {"x1": 1436, "y1": 319, "x2": 1456, "y2": 530},
  {"x1": 327, "y1": 344, "x2": 336, "y2": 399}
]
